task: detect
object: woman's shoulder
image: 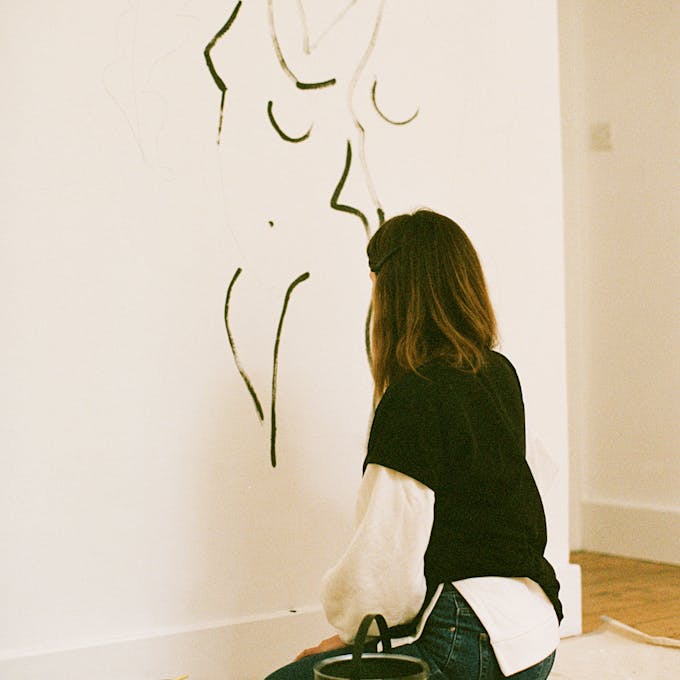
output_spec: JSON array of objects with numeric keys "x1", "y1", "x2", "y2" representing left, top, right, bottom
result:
[
  {"x1": 378, "y1": 369, "x2": 435, "y2": 411},
  {"x1": 488, "y1": 349, "x2": 517, "y2": 370},
  {"x1": 378, "y1": 351, "x2": 520, "y2": 407},
  {"x1": 415, "y1": 351, "x2": 517, "y2": 383},
  {"x1": 376, "y1": 362, "x2": 463, "y2": 417},
  {"x1": 487, "y1": 350, "x2": 523, "y2": 389}
]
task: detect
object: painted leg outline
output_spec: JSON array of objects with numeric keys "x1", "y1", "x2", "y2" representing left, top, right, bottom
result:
[
  {"x1": 224, "y1": 267, "x2": 265, "y2": 421},
  {"x1": 225, "y1": 269, "x2": 311, "y2": 467},
  {"x1": 270, "y1": 272, "x2": 311, "y2": 467}
]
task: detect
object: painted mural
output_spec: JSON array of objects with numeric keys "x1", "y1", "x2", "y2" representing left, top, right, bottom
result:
[{"x1": 204, "y1": 0, "x2": 419, "y2": 466}]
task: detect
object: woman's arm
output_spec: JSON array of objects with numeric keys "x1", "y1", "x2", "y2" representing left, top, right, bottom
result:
[
  {"x1": 294, "y1": 634, "x2": 347, "y2": 661},
  {"x1": 320, "y1": 463, "x2": 435, "y2": 643}
]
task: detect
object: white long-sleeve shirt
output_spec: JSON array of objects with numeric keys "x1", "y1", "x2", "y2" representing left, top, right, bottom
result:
[{"x1": 320, "y1": 464, "x2": 559, "y2": 676}]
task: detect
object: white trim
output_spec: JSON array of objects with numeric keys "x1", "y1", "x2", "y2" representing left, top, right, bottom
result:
[
  {"x1": 0, "y1": 608, "x2": 331, "y2": 680},
  {"x1": 1, "y1": 563, "x2": 583, "y2": 679},
  {"x1": 0, "y1": 605, "x2": 324, "y2": 662},
  {"x1": 582, "y1": 500, "x2": 680, "y2": 565}
]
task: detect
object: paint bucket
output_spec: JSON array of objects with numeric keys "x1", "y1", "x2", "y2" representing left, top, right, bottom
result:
[{"x1": 313, "y1": 614, "x2": 429, "y2": 680}]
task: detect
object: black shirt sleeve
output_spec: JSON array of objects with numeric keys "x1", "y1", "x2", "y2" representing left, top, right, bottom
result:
[{"x1": 364, "y1": 374, "x2": 442, "y2": 492}]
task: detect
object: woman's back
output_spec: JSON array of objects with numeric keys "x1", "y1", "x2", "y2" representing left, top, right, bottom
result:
[{"x1": 365, "y1": 351, "x2": 562, "y2": 621}]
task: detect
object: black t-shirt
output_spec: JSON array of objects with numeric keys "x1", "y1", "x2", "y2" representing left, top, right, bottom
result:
[{"x1": 364, "y1": 351, "x2": 563, "y2": 622}]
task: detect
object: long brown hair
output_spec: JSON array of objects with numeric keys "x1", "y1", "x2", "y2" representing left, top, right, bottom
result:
[{"x1": 367, "y1": 210, "x2": 498, "y2": 401}]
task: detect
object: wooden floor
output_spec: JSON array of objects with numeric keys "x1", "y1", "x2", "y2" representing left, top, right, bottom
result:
[{"x1": 571, "y1": 551, "x2": 680, "y2": 639}]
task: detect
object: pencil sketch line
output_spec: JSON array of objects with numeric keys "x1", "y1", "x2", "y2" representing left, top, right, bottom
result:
[
  {"x1": 267, "y1": 0, "x2": 336, "y2": 90},
  {"x1": 347, "y1": 0, "x2": 386, "y2": 232},
  {"x1": 204, "y1": 1, "x2": 242, "y2": 144},
  {"x1": 330, "y1": 140, "x2": 370, "y2": 239},
  {"x1": 266, "y1": 0, "x2": 298, "y2": 85},
  {"x1": 224, "y1": 267, "x2": 265, "y2": 422},
  {"x1": 266, "y1": 100, "x2": 313, "y2": 142},
  {"x1": 139, "y1": 30, "x2": 196, "y2": 179},
  {"x1": 296, "y1": 0, "x2": 359, "y2": 54},
  {"x1": 177, "y1": 1, "x2": 199, "y2": 20},
  {"x1": 295, "y1": 0, "x2": 311, "y2": 54},
  {"x1": 101, "y1": 2, "x2": 147, "y2": 163},
  {"x1": 270, "y1": 272, "x2": 311, "y2": 468},
  {"x1": 371, "y1": 79, "x2": 420, "y2": 126},
  {"x1": 130, "y1": 1, "x2": 142, "y2": 160}
]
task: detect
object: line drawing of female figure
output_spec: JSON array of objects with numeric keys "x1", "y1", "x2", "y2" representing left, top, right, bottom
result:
[{"x1": 205, "y1": 0, "x2": 420, "y2": 467}]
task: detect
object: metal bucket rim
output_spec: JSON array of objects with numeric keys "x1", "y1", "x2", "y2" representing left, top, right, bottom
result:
[{"x1": 313, "y1": 651, "x2": 429, "y2": 679}]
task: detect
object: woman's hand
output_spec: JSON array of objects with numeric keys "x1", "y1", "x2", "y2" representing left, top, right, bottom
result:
[{"x1": 294, "y1": 634, "x2": 347, "y2": 661}]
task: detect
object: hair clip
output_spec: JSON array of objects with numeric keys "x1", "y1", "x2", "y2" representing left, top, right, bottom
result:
[{"x1": 369, "y1": 245, "x2": 401, "y2": 273}]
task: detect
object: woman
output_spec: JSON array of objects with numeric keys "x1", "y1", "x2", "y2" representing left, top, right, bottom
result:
[{"x1": 266, "y1": 210, "x2": 562, "y2": 679}]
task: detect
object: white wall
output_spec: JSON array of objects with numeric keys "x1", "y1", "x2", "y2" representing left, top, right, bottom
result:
[
  {"x1": 560, "y1": 1, "x2": 680, "y2": 562},
  {"x1": 1, "y1": 2, "x2": 579, "y2": 677}
]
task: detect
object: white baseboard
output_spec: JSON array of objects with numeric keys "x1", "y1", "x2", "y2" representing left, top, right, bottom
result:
[
  {"x1": 1, "y1": 562, "x2": 582, "y2": 680},
  {"x1": 0, "y1": 608, "x2": 332, "y2": 680},
  {"x1": 582, "y1": 500, "x2": 680, "y2": 565}
]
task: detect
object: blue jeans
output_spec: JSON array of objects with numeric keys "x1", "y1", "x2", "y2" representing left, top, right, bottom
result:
[{"x1": 264, "y1": 584, "x2": 555, "y2": 679}]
